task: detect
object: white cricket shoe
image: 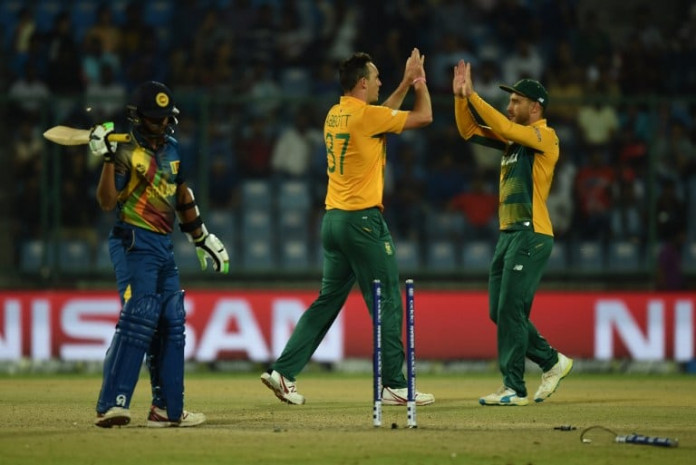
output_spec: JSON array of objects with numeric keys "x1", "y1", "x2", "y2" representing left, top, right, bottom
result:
[
  {"x1": 94, "y1": 406, "x2": 131, "y2": 428},
  {"x1": 382, "y1": 387, "x2": 435, "y2": 406},
  {"x1": 479, "y1": 386, "x2": 529, "y2": 406},
  {"x1": 534, "y1": 353, "x2": 573, "y2": 403},
  {"x1": 260, "y1": 370, "x2": 306, "y2": 405},
  {"x1": 147, "y1": 406, "x2": 207, "y2": 427}
]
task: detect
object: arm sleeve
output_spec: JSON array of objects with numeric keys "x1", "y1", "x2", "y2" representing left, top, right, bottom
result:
[
  {"x1": 454, "y1": 96, "x2": 507, "y2": 151},
  {"x1": 467, "y1": 92, "x2": 555, "y2": 154},
  {"x1": 363, "y1": 105, "x2": 409, "y2": 136}
]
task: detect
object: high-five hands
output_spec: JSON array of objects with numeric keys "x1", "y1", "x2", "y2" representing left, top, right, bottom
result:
[
  {"x1": 405, "y1": 48, "x2": 426, "y2": 85},
  {"x1": 452, "y1": 60, "x2": 473, "y2": 98}
]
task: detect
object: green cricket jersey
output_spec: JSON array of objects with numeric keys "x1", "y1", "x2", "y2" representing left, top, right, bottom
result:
[{"x1": 454, "y1": 93, "x2": 559, "y2": 235}]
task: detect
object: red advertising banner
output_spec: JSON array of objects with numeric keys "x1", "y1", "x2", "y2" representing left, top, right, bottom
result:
[{"x1": 0, "y1": 290, "x2": 693, "y2": 362}]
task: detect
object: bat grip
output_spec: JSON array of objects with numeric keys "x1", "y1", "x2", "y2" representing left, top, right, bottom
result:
[{"x1": 106, "y1": 133, "x2": 131, "y2": 143}]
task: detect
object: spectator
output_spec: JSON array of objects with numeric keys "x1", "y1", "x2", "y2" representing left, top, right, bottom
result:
[
  {"x1": 656, "y1": 228, "x2": 686, "y2": 291},
  {"x1": 546, "y1": 154, "x2": 577, "y2": 239},
  {"x1": 502, "y1": 39, "x2": 544, "y2": 85},
  {"x1": 81, "y1": 35, "x2": 120, "y2": 87},
  {"x1": 574, "y1": 149, "x2": 615, "y2": 239},
  {"x1": 243, "y1": 61, "x2": 282, "y2": 118},
  {"x1": 656, "y1": 179, "x2": 687, "y2": 242},
  {"x1": 83, "y1": 3, "x2": 121, "y2": 56},
  {"x1": 576, "y1": 89, "x2": 619, "y2": 154},
  {"x1": 9, "y1": 6, "x2": 37, "y2": 76},
  {"x1": 448, "y1": 175, "x2": 498, "y2": 241},
  {"x1": 119, "y1": 2, "x2": 149, "y2": 61},
  {"x1": 8, "y1": 62, "x2": 51, "y2": 122},
  {"x1": 46, "y1": 11, "x2": 84, "y2": 103},
  {"x1": 85, "y1": 63, "x2": 127, "y2": 123},
  {"x1": 573, "y1": 10, "x2": 613, "y2": 69},
  {"x1": 271, "y1": 109, "x2": 323, "y2": 179},
  {"x1": 610, "y1": 180, "x2": 644, "y2": 243},
  {"x1": 426, "y1": 151, "x2": 468, "y2": 209},
  {"x1": 236, "y1": 117, "x2": 275, "y2": 179},
  {"x1": 474, "y1": 60, "x2": 506, "y2": 110},
  {"x1": 654, "y1": 120, "x2": 696, "y2": 186},
  {"x1": 60, "y1": 147, "x2": 99, "y2": 245},
  {"x1": 430, "y1": 34, "x2": 477, "y2": 93},
  {"x1": 386, "y1": 145, "x2": 428, "y2": 241}
]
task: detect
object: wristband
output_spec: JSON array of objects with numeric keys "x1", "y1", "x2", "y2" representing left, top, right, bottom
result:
[{"x1": 412, "y1": 77, "x2": 426, "y2": 86}]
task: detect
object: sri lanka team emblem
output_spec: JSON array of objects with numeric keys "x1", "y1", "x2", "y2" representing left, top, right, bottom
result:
[
  {"x1": 156, "y1": 92, "x2": 169, "y2": 108},
  {"x1": 170, "y1": 160, "x2": 180, "y2": 174}
]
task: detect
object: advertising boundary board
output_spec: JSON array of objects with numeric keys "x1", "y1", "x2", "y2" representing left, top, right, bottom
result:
[{"x1": 0, "y1": 291, "x2": 693, "y2": 362}]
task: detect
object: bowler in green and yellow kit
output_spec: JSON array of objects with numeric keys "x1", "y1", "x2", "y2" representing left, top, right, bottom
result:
[{"x1": 261, "y1": 49, "x2": 435, "y2": 406}]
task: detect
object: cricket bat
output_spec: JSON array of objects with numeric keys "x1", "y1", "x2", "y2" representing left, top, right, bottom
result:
[{"x1": 43, "y1": 125, "x2": 131, "y2": 146}]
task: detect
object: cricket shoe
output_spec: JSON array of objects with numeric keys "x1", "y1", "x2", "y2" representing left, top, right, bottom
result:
[
  {"x1": 534, "y1": 353, "x2": 573, "y2": 402},
  {"x1": 94, "y1": 406, "x2": 131, "y2": 428},
  {"x1": 260, "y1": 370, "x2": 306, "y2": 405},
  {"x1": 147, "y1": 406, "x2": 207, "y2": 427},
  {"x1": 479, "y1": 386, "x2": 529, "y2": 406},
  {"x1": 382, "y1": 387, "x2": 435, "y2": 406}
]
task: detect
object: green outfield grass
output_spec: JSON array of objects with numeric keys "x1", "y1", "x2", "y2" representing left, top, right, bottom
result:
[{"x1": 0, "y1": 372, "x2": 694, "y2": 465}]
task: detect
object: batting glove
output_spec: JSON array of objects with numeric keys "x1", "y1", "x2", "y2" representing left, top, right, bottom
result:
[
  {"x1": 194, "y1": 233, "x2": 229, "y2": 273},
  {"x1": 89, "y1": 122, "x2": 118, "y2": 162}
]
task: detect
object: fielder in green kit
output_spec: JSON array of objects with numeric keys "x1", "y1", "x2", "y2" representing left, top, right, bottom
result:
[
  {"x1": 452, "y1": 60, "x2": 573, "y2": 406},
  {"x1": 261, "y1": 49, "x2": 435, "y2": 406}
]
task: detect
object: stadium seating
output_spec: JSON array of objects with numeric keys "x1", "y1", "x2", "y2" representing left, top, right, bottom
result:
[
  {"x1": 607, "y1": 240, "x2": 641, "y2": 271},
  {"x1": 278, "y1": 209, "x2": 309, "y2": 241},
  {"x1": 425, "y1": 211, "x2": 466, "y2": 241},
  {"x1": 280, "y1": 240, "x2": 310, "y2": 270},
  {"x1": 461, "y1": 240, "x2": 493, "y2": 272},
  {"x1": 242, "y1": 239, "x2": 275, "y2": 270},
  {"x1": 426, "y1": 240, "x2": 458, "y2": 271},
  {"x1": 278, "y1": 180, "x2": 311, "y2": 212},
  {"x1": 570, "y1": 240, "x2": 605, "y2": 272},
  {"x1": 546, "y1": 241, "x2": 567, "y2": 272},
  {"x1": 241, "y1": 179, "x2": 273, "y2": 211},
  {"x1": 19, "y1": 240, "x2": 54, "y2": 273},
  {"x1": 95, "y1": 240, "x2": 113, "y2": 273},
  {"x1": 395, "y1": 239, "x2": 420, "y2": 272},
  {"x1": 58, "y1": 240, "x2": 92, "y2": 273},
  {"x1": 172, "y1": 236, "x2": 202, "y2": 273}
]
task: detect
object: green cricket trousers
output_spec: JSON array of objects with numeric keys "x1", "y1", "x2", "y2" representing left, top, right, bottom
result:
[
  {"x1": 272, "y1": 207, "x2": 408, "y2": 388},
  {"x1": 488, "y1": 229, "x2": 558, "y2": 397}
]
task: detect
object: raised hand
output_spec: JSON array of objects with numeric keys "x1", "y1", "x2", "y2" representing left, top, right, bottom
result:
[
  {"x1": 452, "y1": 60, "x2": 473, "y2": 98},
  {"x1": 405, "y1": 48, "x2": 426, "y2": 84}
]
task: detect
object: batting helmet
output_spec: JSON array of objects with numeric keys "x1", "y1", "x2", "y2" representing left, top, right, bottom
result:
[
  {"x1": 126, "y1": 81, "x2": 179, "y2": 136},
  {"x1": 128, "y1": 81, "x2": 177, "y2": 119}
]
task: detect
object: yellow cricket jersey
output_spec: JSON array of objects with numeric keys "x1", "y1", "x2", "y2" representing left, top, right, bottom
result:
[
  {"x1": 323, "y1": 96, "x2": 408, "y2": 211},
  {"x1": 454, "y1": 93, "x2": 559, "y2": 235}
]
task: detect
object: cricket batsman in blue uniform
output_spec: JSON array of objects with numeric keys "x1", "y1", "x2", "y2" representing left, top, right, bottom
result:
[{"x1": 89, "y1": 81, "x2": 229, "y2": 427}]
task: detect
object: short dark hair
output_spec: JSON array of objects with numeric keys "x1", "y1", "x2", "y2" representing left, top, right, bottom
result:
[{"x1": 339, "y1": 52, "x2": 372, "y2": 92}]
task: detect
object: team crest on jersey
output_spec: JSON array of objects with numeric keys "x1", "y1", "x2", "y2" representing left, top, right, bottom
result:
[
  {"x1": 384, "y1": 242, "x2": 393, "y2": 255},
  {"x1": 170, "y1": 160, "x2": 179, "y2": 174}
]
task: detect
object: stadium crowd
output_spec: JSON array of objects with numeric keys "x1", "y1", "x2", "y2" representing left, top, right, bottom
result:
[{"x1": 3, "y1": 0, "x2": 696, "y2": 285}]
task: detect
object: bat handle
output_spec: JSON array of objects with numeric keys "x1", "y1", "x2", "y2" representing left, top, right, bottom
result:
[{"x1": 107, "y1": 133, "x2": 131, "y2": 143}]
